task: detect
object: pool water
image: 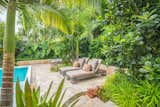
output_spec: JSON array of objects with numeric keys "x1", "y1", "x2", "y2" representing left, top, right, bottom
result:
[{"x1": 0, "y1": 67, "x2": 28, "y2": 87}]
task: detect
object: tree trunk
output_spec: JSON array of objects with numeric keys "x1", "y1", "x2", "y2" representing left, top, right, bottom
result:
[
  {"x1": 0, "y1": 0, "x2": 16, "y2": 107},
  {"x1": 75, "y1": 40, "x2": 79, "y2": 60}
]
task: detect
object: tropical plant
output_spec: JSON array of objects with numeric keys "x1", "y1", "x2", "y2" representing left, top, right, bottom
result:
[
  {"x1": 97, "y1": 0, "x2": 160, "y2": 106},
  {"x1": 16, "y1": 79, "x2": 84, "y2": 107},
  {"x1": 99, "y1": 73, "x2": 140, "y2": 107},
  {"x1": 100, "y1": 72, "x2": 160, "y2": 107},
  {"x1": 89, "y1": 35, "x2": 106, "y2": 59},
  {"x1": 0, "y1": 22, "x2": 4, "y2": 65},
  {"x1": 90, "y1": 0, "x2": 160, "y2": 78},
  {"x1": 136, "y1": 81, "x2": 160, "y2": 107},
  {"x1": 138, "y1": 56, "x2": 160, "y2": 81},
  {"x1": 69, "y1": 7, "x2": 99, "y2": 60}
]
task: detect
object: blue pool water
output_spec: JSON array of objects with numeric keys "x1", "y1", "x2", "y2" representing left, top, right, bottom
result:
[{"x1": 0, "y1": 67, "x2": 28, "y2": 87}]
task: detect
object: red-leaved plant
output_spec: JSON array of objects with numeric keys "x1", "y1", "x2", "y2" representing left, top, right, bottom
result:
[{"x1": 85, "y1": 86, "x2": 101, "y2": 98}]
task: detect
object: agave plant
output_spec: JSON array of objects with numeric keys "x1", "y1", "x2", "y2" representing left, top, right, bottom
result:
[{"x1": 16, "y1": 79, "x2": 85, "y2": 107}]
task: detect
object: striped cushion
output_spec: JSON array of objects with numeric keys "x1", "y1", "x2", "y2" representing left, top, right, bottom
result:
[
  {"x1": 78, "y1": 58, "x2": 85, "y2": 67},
  {"x1": 87, "y1": 59, "x2": 99, "y2": 72},
  {"x1": 60, "y1": 66, "x2": 80, "y2": 71}
]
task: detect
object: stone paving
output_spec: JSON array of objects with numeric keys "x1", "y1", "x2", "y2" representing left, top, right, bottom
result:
[{"x1": 31, "y1": 64, "x2": 117, "y2": 107}]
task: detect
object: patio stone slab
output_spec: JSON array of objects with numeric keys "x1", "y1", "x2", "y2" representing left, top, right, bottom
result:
[
  {"x1": 75, "y1": 96, "x2": 117, "y2": 107},
  {"x1": 31, "y1": 64, "x2": 117, "y2": 107}
]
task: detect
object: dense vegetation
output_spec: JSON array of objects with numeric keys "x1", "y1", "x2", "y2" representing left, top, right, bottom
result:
[
  {"x1": 0, "y1": 0, "x2": 160, "y2": 106},
  {"x1": 92, "y1": 0, "x2": 160, "y2": 78},
  {"x1": 98, "y1": 0, "x2": 160, "y2": 106},
  {"x1": 99, "y1": 73, "x2": 160, "y2": 107},
  {"x1": 0, "y1": 6, "x2": 98, "y2": 63}
]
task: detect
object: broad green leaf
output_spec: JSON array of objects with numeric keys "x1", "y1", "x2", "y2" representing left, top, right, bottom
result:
[
  {"x1": 24, "y1": 79, "x2": 34, "y2": 107},
  {"x1": 51, "y1": 78, "x2": 65, "y2": 107},
  {"x1": 16, "y1": 80, "x2": 25, "y2": 107}
]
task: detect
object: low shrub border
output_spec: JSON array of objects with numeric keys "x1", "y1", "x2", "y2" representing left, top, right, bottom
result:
[{"x1": 99, "y1": 72, "x2": 160, "y2": 107}]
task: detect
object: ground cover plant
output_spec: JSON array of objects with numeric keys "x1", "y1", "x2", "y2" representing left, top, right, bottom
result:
[{"x1": 99, "y1": 72, "x2": 160, "y2": 107}]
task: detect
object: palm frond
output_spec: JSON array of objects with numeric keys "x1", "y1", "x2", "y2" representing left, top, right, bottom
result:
[
  {"x1": 19, "y1": 6, "x2": 35, "y2": 33},
  {"x1": 0, "y1": 0, "x2": 8, "y2": 8},
  {"x1": 17, "y1": 1, "x2": 70, "y2": 34},
  {"x1": 60, "y1": 0, "x2": 102, "y2": 9},
  {"x1": 37, "y1": 4, "x2": 70, "y2": 33}
]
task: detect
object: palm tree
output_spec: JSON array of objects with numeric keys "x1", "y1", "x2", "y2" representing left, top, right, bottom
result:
[
  {"x1": 0, "y1": 1, "x2": 16, "y2": 106},
  {"x1": 0, "y1": 0, "x2": 101, "y2": 106}
]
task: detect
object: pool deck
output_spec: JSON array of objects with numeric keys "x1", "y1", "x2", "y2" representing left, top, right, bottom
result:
[{"x1": 31, "y1": 64, "x2": 117, "y2": 107}]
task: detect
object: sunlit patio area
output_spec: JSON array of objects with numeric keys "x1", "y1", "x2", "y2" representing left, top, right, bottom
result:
[{"x1": 31, "y1": 64, "x2": 117, "y2": 107}]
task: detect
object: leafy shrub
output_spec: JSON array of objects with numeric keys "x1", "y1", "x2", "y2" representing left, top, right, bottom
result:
[
  {"x1": 137, "y1": 56, "x2": 160, "y2": 81},
  {"x1": 99, "y1": 73, "x2": 140, "y2": 107},
  {"x1": 100, "y1": 72, "x2": 160, "y2": 107},
  {"x1": 89, "y1": 36, "x2": 106, "y2": 59},
  {"x1": 136, "y1": 81, "x2": 160, "y2": 107},
  {"x1": 90, "y1": 0, "x2": 160, "y2": 81}
]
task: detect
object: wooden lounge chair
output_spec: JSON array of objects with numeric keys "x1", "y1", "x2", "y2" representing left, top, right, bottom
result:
[
  {"x1": 59, "y1": 58, "x2": 88, "y2": 76},
  {"x1": 66, "y1": 59, "x2": 102, "y2": 83}
]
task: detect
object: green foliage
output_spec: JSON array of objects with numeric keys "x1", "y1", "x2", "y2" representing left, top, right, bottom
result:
[
  {"x1": 100, "y1": 73, "x2": 160, "y2": 107},
  {"x1": 89, "y1": 36, "x2": 105, "y2": 58},
  {"x1": 99, "y1": 73, "x2": 140, "y2": 107},
  {"x1": 138, "y1": 56, "x2": 160, "y2": 81},
  {"x1": 0, "y1": 22, "x2": 4, "y2": 66},
  {"x1": 13, "y1": 5, "x2": 99, "y2": 62},
  {"x1": 16, "y1": 79, "x2": 81, "y2": 107},
  {"x1": 53, "y1": 37, "x2": 75, "y2": 63},
  {"x1": 88, "y1": 0, "x2": 160, "y2": 80},
  {"x1": 136, "y1": 81, "x2": 160, "y2": 107}
]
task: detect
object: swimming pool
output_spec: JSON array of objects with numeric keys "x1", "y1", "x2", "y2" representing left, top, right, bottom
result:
[
  {"x1": 0, "y1": 66, "x2": 31, "y2": 106},
  {"x1": 0, "y1": 66, "x2": 31, "y2": 87}
]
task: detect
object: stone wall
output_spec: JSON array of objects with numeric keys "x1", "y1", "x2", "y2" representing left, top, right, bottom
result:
[{"x1": 16, "y1": 59, "x2": 50, "y2": 66}]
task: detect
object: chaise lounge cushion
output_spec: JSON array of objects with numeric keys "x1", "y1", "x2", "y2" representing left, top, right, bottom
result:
[
  {"x1": 66, "y1": 70, "x2": 96, "y2": 80},
  {"x1": 73, "y1": 61, "x2": 80, "y2": 67},
  {"x1": 87, "y1": 59, "x2": 100, "y2": 72},
  {"x1": 60, "y1": 66, "x2": 80, "y2": 76},
  {"x1": 66, "y1": 59, "x2": 102, "y2": 81},
  {"x1": 82, "y1": 64, "x2": 92, "y2": 72},
  {"x1": 60, "y1": 66, "x2": 80, "y2": 71},
  {"x1": 59, "y1": 58, "x2": 88, "y2": 76}
]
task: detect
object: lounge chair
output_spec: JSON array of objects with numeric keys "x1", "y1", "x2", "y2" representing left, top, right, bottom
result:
[
  {"x1": 66, "y1": 59, "x2": 102, "y2": 83},
  {"x1": 59, "y1": 58, "x2": 88, "y2": 76}
]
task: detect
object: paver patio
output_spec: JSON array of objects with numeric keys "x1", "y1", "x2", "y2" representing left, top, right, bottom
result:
[{"x1": 31, "y1": 64, "x2": 117, "y2": 107}]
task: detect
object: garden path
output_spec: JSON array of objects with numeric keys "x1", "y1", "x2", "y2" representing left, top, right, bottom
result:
[{"x1": 31, "y1": 64, "x2": 117, "y2": 107}]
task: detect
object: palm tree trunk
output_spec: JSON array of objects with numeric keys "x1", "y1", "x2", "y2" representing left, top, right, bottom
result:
[
  {"x1": 76, "y1": 40, "x2": 79, "y2": 60},
  {"x1": 0, "y1": 0, "x2": 16, "y2": 107}
]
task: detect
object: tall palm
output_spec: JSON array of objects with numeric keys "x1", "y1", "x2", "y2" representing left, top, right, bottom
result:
[
  {"x1": 0, "y1": 0, "x2": 101, "y2": 107},
  {"x1": 64, "y1": 7, "x2": 99, "y2": 60}
]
